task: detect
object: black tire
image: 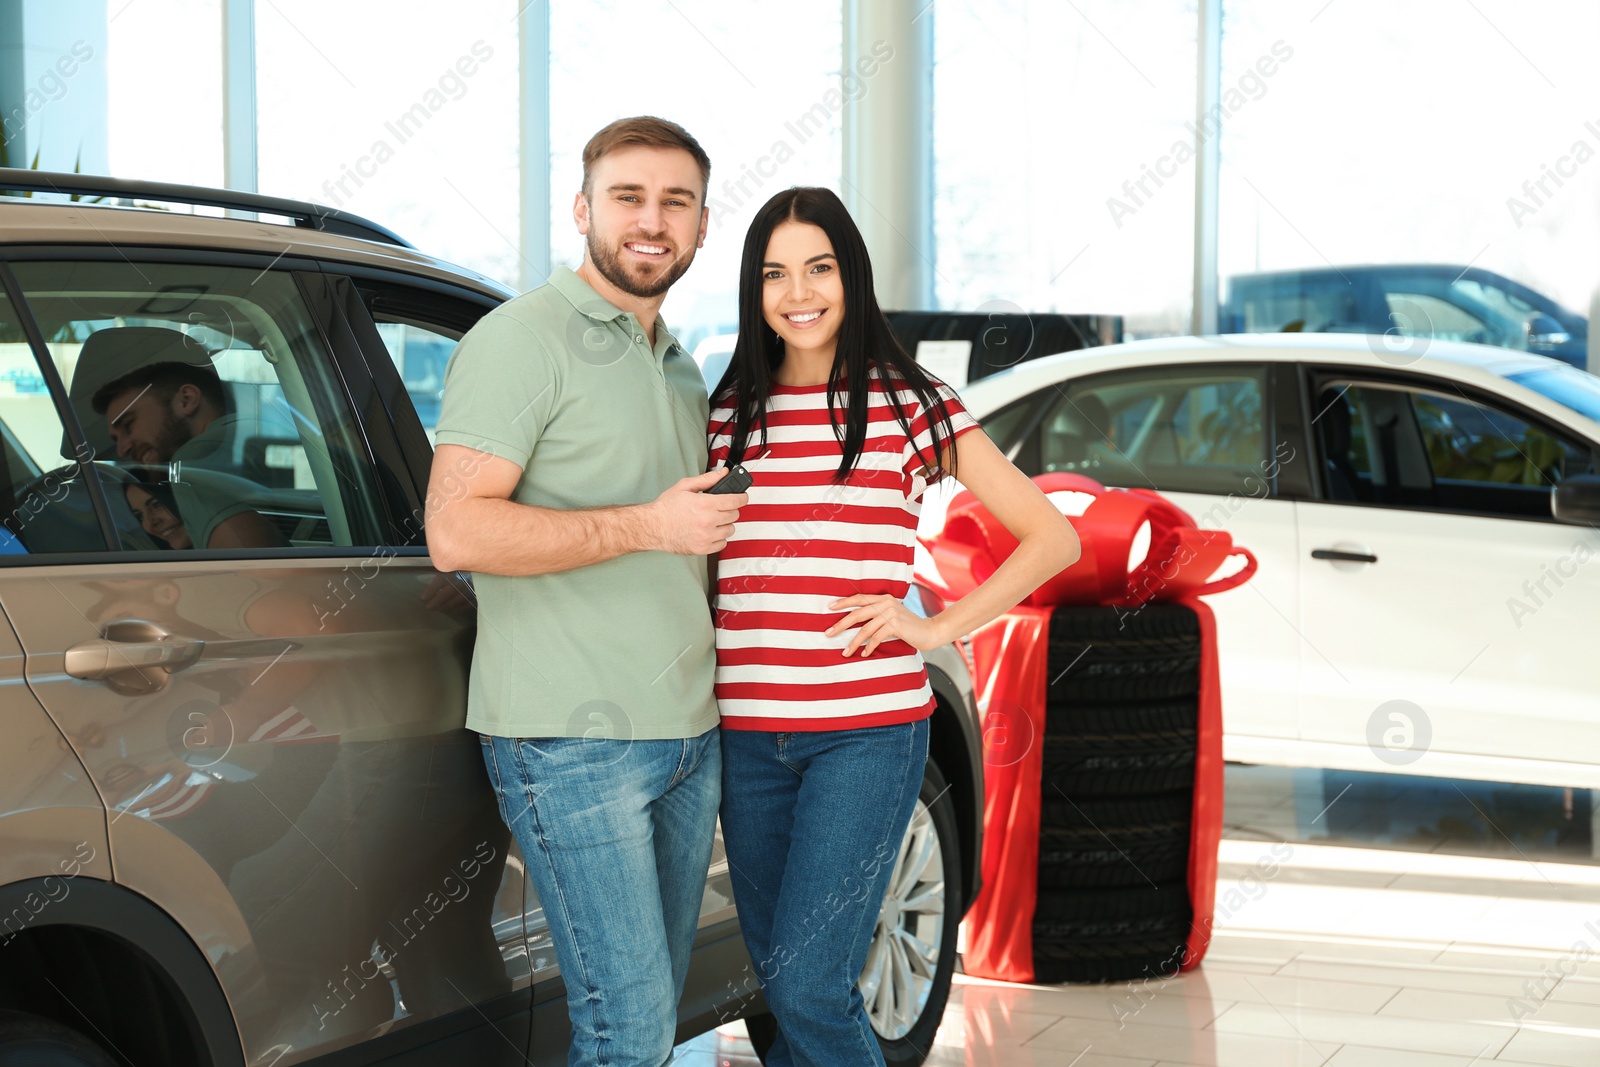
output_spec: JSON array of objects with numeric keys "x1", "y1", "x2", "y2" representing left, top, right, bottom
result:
[
  {"x1": 1031, "y1": 884, "x2": 1193, "y2": 984},
  {"x1": 1040, "y1": 734, "x2": 1195, "y2": 798},
  {"x1": 1039, "y1": 789, "x2": 1193, "y2": 831},
  {"x1": 1037, "y1": 790, "x2": 1192, "y2": 889},
  {"x1": 745, "y1": 760, "x2": 963, "y2": 1067},
  {"x1": 1042, "y1": 700, "x2": 1198, "y2": 741},
  {"x1": 0, "y1": 1011, "x2": 120, "y2": 1067},
  {"x1": 1047, "y1": 605, "x2": 1200, "y2": 704}
]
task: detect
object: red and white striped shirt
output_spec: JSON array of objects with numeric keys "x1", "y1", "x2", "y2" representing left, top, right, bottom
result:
[{"x1": 708, "y1": 373, "x2": 978, "y2": 731}]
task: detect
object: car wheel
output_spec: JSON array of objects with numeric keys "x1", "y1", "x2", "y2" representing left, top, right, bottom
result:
[
  {"x1": 745, "y1": 759, "x2": 962, "y2": 1067},
  {"x1": 0, "y1": 1010, "x2": 120, "y2": 1067}
]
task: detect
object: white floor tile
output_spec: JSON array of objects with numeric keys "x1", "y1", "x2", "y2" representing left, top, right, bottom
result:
[
  {"x1": 1322, "y1": 1046, "x2": 1544, "y2": 1067},
  {"x1": 1026, "y1": 1015, "x2": 1338, "y2": 1065},
  {"x1": 1497, "y1": 1024, "x2": 1600, "y2": 1067},
  {"x1": 1206, "y1": 1001, "x2": 1515, "y2": 1058},
  {"x1": 1380, "y1": 986, "x2": 1600, "y2": 1031},
  {"x1": 1275, "y1": 958, "x2": 1546, "y2": 999}
]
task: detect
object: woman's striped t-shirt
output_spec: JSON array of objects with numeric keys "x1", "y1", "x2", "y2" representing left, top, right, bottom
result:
[{"x1": 707, "y1": 373, "x2": 979, "y2": 732}]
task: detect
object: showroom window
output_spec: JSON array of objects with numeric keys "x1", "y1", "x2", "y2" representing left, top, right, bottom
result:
[
  {"x1": 254, "y1": 1, "x2": 521, "y2": 289},
  {"x1": 933, "y1": 0, "x2": 1198, "y2": 338},
  {"x1": 1218, "y1": 1, "x2": 1600, "y2": 352},
  {"x1": 549, "y1": 1, "x2": 845, "y2": 352}
]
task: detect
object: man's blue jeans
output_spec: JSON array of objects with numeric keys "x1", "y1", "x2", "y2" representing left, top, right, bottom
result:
[
  {"x1": 480, "y1": 728, "x2": 721, "y2": 1067},
  {"x1": 720, "y1": 720, "x2": 930, "y2": 1067}
]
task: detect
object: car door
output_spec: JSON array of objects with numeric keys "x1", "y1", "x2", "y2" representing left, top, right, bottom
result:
[
  {"x1": 0, "y1": 256, "x2": 530, "y2": 1065},
  {"x1": 1296, "y1": 366, "x2": 1600, "y2": 782},
  {"x1": 1004, "y1": 362, "x2": 1307, "y2": 752},
  {"x1": 337, "y1": 269, "x2": 745, "y2": 1058}
]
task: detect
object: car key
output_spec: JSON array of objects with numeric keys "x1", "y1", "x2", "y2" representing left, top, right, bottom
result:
[{"x1": 705, "y1": 463, "x2": 752, "y2": 495}]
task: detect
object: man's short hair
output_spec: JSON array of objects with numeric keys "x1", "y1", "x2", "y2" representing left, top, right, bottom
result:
[
  {"x1": 91, "y1": 360, "x2": 230, "y2": 418},
  {"x1": 581, "y1": 116, "x2": 711, "y2": 202}
]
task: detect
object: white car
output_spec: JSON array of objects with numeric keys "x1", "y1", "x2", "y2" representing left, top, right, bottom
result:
[{"x1": 920, "y1": 333, "x2": 1600, "y2": 790}]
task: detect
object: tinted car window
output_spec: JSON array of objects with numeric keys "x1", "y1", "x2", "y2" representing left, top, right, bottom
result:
[
  {"x1": 12, "y1": 261, "x2": 391, "y2": 552},
  {"x1": 1018, "y1": 366, "x2": 1268, "y2": 494},
  {"x1": 1315, "y1": 378, "x2": 1590, "y2": 516},
  {"x1": 0, "y1": 287, "x2": 114, "y2": 555}
]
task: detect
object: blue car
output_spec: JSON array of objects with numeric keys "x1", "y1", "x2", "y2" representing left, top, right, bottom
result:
[{"x1": 1222, "y1": 264, "x2": 1590, "y2": 370}]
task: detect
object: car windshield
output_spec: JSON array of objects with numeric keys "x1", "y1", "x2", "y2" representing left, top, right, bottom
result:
[{"x1": 1507, "y1": 366, "x2": 1600, "y2": 424}]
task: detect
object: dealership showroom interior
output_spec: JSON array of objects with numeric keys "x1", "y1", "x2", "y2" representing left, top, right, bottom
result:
[{"x1": 6, "y1": 0, "x2": 1600, "y2": 1065}]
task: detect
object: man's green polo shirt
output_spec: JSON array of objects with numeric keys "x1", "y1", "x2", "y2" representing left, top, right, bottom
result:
[{"x1": 433, "y1": 267, "x2": 718, "y2": 741}]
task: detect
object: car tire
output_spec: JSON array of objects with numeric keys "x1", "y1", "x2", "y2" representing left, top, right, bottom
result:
[
  {"x1": 1043, "y1": 699, "x2": 1198, "y2": 741},
  {"x1": 745, "y1": 759, "x2": 962, "y2": 1067},
  {"x1": 1037, "y1": 790, "x2": 1192, "y2": 888},
  {"x1": 1031, "y1": 884, "x2": 1192, "y2": 984},
  {"x1": 1040, "y1": 732, "x2": 1196, "y2": 798},
  {"x1": 1046, "y1": 605, "x2": 1200, "y2": 704},
  {"x1": 0, "y1": 1010, "x2": 120, "y2": 1067}
]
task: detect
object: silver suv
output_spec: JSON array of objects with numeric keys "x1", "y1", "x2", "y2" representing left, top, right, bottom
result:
[{"x1": 0, "y1": 171, "x2": 983, "y2": 1067}]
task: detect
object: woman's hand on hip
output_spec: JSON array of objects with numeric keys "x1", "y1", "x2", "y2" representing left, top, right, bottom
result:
[{"x1": 826, "y1": 594, "x2": 947, "y2": 656}]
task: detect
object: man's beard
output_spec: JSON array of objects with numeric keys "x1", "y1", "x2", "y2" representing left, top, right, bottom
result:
[
  {"x1": 586, "y1": 230, "x2": 696, "y2": 299},
  {"x1": 151, "y1": 409, "x2": 196, "y2": 463}
]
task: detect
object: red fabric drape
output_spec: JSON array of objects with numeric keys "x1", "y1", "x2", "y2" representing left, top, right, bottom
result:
[{"x1": 919, "y1": 474, "x2": 1254, "y2": 983}]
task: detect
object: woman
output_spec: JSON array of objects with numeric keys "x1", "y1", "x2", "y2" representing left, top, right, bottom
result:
[
  {"x1": 124, "y1": 479, "x2": 193, "y2": 549},
  {"x1": 708, "y1": 187, "x2": 1081, "y2": 1066}
]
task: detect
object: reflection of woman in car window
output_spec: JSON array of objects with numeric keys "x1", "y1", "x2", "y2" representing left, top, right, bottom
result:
[{"x1": 125, "y1": 480, "x2": 193, "y2": 550}]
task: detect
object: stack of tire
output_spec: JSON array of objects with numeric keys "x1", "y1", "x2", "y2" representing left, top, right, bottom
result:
[{"x1": 1032, "y1": 602, "x2": 1201, "y2": 984}]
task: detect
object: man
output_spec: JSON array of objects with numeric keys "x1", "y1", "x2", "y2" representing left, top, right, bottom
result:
[
  {"x1": 425, "y1": 116, "x2": 742, "y2": 1067},
  {"x1": 93, "y1": 360, "x2": 284, "y2": 549}
]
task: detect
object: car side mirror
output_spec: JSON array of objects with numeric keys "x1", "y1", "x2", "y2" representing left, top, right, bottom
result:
[
  {"x1": 1526, "y1": 312, "x2": 1572, "y2": 349},
  {"x1": 1553, "y1": 473, "x2": 1600, "y2": 524}
]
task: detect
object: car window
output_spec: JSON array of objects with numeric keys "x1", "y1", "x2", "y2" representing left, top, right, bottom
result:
[
  {"x1": 1230, "y1": 275, "x2": 1363, "y2": 333},
  {"x1": 1018, "y1": 367, "x2": 1267, "y2": 494},
  {"x1": 1315, "y1": 378, "x2": 1590, "y2": 516},
  {"x1": 373, "y1": 322, "x2": 457, "y2": 443},
  {"x1": 1382, "y1": 292, "x2": 1504, "y2": 347},
  {"x1": 0, "y1": 287, "x2": 116, "y2": 555},
  {"x1": 354, "y1": 282, "x2": 494, "y2": 444},
  {"x1": 1413, "y1": 391, "x2": 1585, "y2": 487},
  {"x1": 11, "y1": 261, "x2": 391, "y2": 553}
]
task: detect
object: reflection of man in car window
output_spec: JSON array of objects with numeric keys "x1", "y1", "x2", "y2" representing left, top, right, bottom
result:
[{"x1": 92, "y1": 362, "x2": 284, "y2": 549}]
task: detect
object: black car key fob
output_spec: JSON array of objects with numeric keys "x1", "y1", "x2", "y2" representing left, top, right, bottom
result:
[{"x1": 706, "y1": 463, "x2": 752, "y2": 495}]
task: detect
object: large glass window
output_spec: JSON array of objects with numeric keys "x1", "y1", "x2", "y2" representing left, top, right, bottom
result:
[
  {"x1": 1219, "y1": 2, "x2": 1600, "y2": 364},
  {"x1": 106, "y1": 0, "x2": 223, "y2": 187},
  {"x1": 933, "y1": 1, "x2": 1198, "y2": 338},
  {"x1": 549, "y1": 0, "x2": 844, "y2": 352},
  {"x1": 254, "y1": 1, "x2": 521, "y2": 287}
]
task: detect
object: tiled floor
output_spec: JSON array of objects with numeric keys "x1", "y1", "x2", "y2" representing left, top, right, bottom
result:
[{"x1": 676, "y1": 831, "x2": 1600, "y2": 1065}]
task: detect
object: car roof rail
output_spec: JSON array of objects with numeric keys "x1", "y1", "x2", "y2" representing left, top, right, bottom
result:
[{"x1": 0, "y1": 168, "x2": 413, "y2": 248}]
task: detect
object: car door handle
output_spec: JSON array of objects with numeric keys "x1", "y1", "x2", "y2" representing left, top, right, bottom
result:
[
  {"x1": 1311, "y1": 548, "x2": 1378, "y2": 564},
  {"x1": 65, "y1": 619, "x2": 205, "y2": 683}
]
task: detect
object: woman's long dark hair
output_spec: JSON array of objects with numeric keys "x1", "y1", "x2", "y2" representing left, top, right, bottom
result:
[{"x1": 713, "y1": 187, "x2": 959, "y2": 483}]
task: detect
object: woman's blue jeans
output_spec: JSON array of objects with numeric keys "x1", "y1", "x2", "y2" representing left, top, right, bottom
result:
[
  {"x1": 720, "y1": 719, "x2": 930, "y2": 1067},
  {"x1": 480, "y1": 728, "x2": 721, "y2": 1067}
]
